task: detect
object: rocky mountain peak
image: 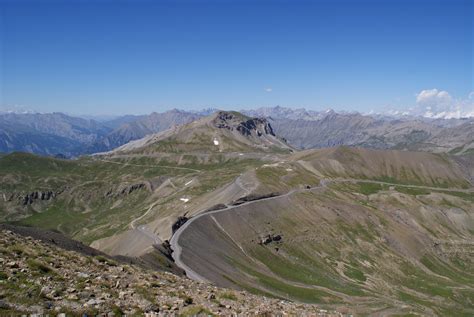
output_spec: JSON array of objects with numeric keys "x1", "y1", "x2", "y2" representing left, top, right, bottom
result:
[{"x1": 211, "y1": 111, "x2": 275, "y2": 137}]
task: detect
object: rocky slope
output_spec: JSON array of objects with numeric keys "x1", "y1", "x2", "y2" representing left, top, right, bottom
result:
[{"x1": 0, "y1": 226, "x2": 344, "y2": 316}]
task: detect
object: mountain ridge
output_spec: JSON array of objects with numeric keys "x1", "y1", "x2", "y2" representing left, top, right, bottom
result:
[
  {"x1": 107, "y1": 110, "x2": 292, "y2": 155},
  {"x1": 1, "y1": 107, "x2": 473, "y2": 157}
]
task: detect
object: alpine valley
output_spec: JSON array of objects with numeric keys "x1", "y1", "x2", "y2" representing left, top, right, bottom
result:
[{"x1": 0, "y1": 109, "x2": 473, "y2": 316}]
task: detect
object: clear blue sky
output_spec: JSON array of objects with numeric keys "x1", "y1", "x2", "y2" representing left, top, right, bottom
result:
[{"x1": 0, "y1": 0, "x2": 472, "y2": 115}]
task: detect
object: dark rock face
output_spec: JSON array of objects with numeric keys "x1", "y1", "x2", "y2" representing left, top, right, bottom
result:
[
  {"x1": 236, "y1": 118, "x2": 275, "y2": 137},
  {"x1": 213, "y1": 112, "x2": 238, "y2": 129},
  {"x1": 104, "y1": 182, "x2": 149, "y2": 198},
  {"x1": 204, "y1": 204, "x2": 227, "y2": 212},
  {"x1": 213, "y1": 111, "x2": 275, "y2": 138},
  {"x1": 172, "y1": 216, "x2": 188, "y2": 234},
  {"x1": 119, "y1": 183, "x2": 146, "y2": 195},
  {"x1": 20, "y1": 191, "x2": 58, "y2": 206},
  {"x1": 259, "y1": 234, "x2": 283, "y2": 245},
  {"x1": 158, "y1": 240, "x2": 174, "y2": 261},
  {"x1": 230, "y1": 192, "x2": 280, "y2": 206}
]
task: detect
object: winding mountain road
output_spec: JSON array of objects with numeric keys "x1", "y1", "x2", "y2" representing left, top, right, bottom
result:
[
  {"x1": 169, "y1": 177, "x2": 473, "y2": 282},
  {"x1": 169, "y1": 179, "x2": 329, "y2": 281}
]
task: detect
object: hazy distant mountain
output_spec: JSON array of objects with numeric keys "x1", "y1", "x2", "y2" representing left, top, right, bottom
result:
[
  {"x1": 0, "y1": 112, "x2": 111, "y2": 156},
  {"x1": 0, "y1": 110, "x2": 207, "y2": 157},
  {"x1": 100, "y1": 115, "x2": 146, "y2": 129},
  {"x1": 245, "y1": 106, "x2": 474, "y2": 154},
  {"x1": 243, "y1": 106, "x2": 331, "y2": 121},
  {"x1": 90, "y1": 109, "x2": 203, "y2": 153},
  {"x1": 0, "y1": 112, "x2": 110, "y2": 143},
  {"x1": 1, "y1": 106, "x2": 472, "y2": 157}
]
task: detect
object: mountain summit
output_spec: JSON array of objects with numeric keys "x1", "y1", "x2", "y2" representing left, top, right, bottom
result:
[{"x1": 111, "y1": 111, "x2": 292, "y2": 154}]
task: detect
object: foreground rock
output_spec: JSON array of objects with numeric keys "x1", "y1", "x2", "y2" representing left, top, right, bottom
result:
[{"x1": 0, "y1": 229, "x2": 346, "y2": 316}]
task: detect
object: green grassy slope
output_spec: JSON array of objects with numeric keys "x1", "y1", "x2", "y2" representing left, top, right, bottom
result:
[
  {"x1": 175, "y1": 148, "x2": 473, "y2": 315},
  {"x1": 0, "y1": 152, "x2": 261, "y2": 244},
  {"x1": 294, "y1": 147, "x2": 470, "y2": 188},
  {"x1": 178, "y1": 184, "x2": 474, "y2": 315}
]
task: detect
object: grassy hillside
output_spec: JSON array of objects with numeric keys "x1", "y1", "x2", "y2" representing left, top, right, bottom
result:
[
  {"x1": 0, "y1": 152, "x2": 261, "y2": 245},
  {"x1": 177, "y1": 182, "x2": 474, "y2": 315},
  {"x1": 1, "y1": 144, "x2": 472, "y2": 315},
  {"x1": 172, "y1": 146, "x2": 473, "y2": 315},
  {"x1": 293, "y1": 147, "x2": 470, "y2": 188}
]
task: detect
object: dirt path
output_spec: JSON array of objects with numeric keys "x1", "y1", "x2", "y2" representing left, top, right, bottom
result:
[
  {"x1": 97, "y1": 158, "x2": 202, "y2": 173},
  {"x1": 130, "y1": 201, "x2": 160, "y2": 230},
  {"x1": 128, "y1": 176, "x2": 198, "y2": 247},
  {"x1": 335, "y1": 178, "x2": 474, "y2": 193}
]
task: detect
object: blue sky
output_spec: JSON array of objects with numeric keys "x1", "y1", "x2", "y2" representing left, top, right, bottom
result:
[{"x1": 0, "y1": 0, "x2": 472, "y2": 115}]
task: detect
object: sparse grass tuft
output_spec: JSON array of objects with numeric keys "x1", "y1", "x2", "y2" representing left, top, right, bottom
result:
[
  {"x1": 179, "y1": 306, "x2": 214, "y2": 316},
  {"x1": 219, "y1": 291, "x2": 237, "y2": 301},
  {"x1": 27, "y1": 259, "x2": 53, "y2": 274}
]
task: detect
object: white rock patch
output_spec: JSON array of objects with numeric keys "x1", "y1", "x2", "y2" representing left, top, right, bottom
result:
[
  {"x1": 180, "y1": 198, "x2": 190, "y2": 203},
  {"x1": 213, "y1": 138, "x2": 219, "y2": 146}
]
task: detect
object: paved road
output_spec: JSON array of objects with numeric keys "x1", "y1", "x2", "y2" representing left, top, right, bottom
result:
[
  {"x1": 169, "y1": 179, "x2": 329, "y2": 281},
  {"x1": 170, "y1": 177, "x2": 473, "y2": 281}
]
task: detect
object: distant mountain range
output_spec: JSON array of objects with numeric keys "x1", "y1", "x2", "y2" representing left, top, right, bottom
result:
[
  {"x1": 0, "y1": 112, "x2": 109, "y2": 157},
  {"x1": 254, "y1": 107, "x2": 473, "y2": 154},
  {"x1": 0, "y1": 110, "x2": 202, "y2": 157},
  {"x1": 0, "y1": 106, "x2": 472, "y2": 157}
]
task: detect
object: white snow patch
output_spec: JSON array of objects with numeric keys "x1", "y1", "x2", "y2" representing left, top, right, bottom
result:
[
  {"x1": 180, "y1": 198, "x2": 190, "y2": 203},
  {"x1": 213, "y1": 138, "x2": 219, "y2": 146},
  {"x1": 262, "y1": 163, "x2": 280, "y2": 168},
  {"x1": 286, "y1": 168, "x2": 293, "y2": 172}
]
